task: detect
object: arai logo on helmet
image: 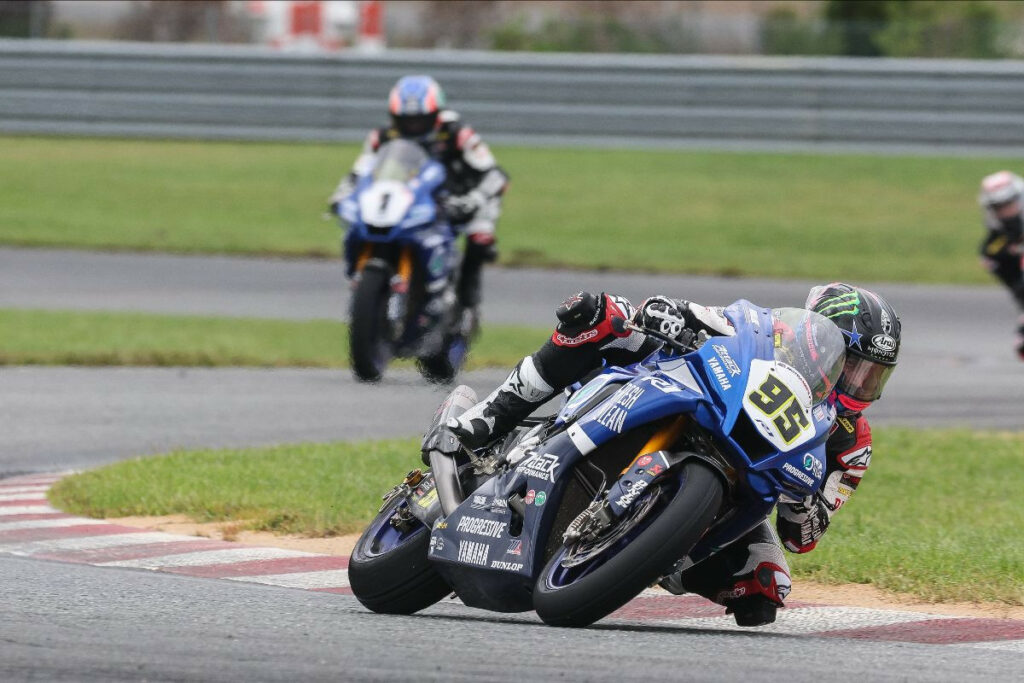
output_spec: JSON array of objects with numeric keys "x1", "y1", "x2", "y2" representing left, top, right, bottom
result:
[{"x1": 872, "y1": 334, "x2": 897, "y2": 352}]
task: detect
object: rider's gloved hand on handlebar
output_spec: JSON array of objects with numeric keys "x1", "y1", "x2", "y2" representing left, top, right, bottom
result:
[
  {"x1": 444, "y1": 190, "x2": 486, "y2": 223},
  {"x1": 634, "y1": 296, "x2": 690, "y2": 343},
  {"x1": 327, "y1": 175, "x2": 357, "y2": 215}
]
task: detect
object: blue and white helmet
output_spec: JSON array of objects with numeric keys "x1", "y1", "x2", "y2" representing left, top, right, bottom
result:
[{"x1": 388, "y1": 75, "x2": 446, "y2": 138}]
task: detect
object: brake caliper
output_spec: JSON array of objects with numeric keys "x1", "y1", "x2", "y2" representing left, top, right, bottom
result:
[{"x1": 380, "y1": 469, "x2": 427, "y2": 531}]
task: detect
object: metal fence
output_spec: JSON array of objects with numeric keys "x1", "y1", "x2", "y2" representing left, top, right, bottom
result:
[{"x1": 3, "y1": 39, "x2": 1024, "y2": 155}]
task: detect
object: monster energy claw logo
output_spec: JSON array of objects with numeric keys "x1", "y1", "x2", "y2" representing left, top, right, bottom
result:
[{"x1": 815, "y1": 292, "x2": 860, "y2": 318}]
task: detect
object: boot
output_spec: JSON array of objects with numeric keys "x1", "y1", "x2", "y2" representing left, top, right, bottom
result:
[
  {"x1": 725, "y1": 595, "x2": 779, "y2": 627},
  {"x1": 457, "y1": 240, "x2": 497, "y2": 309},
  {"x1": 448, "y1": 355, "x2": 553, "y2": 448}
]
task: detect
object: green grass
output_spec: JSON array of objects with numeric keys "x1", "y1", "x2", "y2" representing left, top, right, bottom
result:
[
  {"x1": 787, "y1": 428, "x2": 1024, "y2": 604},
  {"x1": 49, "y1": 427, "x2": 1024, "y2": 604},
  {"x1": 1, "y1": 135, "x2": 1016, "y2": 283},
  {"x1": 48, "y1": 439, "x2": 422, "y2": 536},
  {"x1": 0, "y1": 308, "x2": 543, "y2": 368}
]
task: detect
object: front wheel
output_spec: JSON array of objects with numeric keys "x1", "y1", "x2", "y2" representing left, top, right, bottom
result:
[
  {"x1": 533, "y1": 460, "x2": 723, "y2": 627},
  {"x1": 349, "y1": 266, "x2": 391, "y2": 382},
  {"x1": 348, "y1": 497, "x2": 451, "y2": 615}
]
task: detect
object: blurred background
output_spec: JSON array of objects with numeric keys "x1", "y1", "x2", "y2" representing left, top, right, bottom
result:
[{"x1": 5, "y1": 0, "x2": 1024, "y2": 59}]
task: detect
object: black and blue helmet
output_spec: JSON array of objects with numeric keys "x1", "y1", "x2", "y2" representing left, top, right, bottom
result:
[{"x1": 806, "y1": 282, "x2": 901, "y2": 409}]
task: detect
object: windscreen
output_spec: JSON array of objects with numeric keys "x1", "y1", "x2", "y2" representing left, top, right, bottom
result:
[
  {"x1": 771, "y1": 308, "x2": 846, "y2": 403},
  {"x1": 372, "y1": 140, "x2": 428, "y2": 183}
]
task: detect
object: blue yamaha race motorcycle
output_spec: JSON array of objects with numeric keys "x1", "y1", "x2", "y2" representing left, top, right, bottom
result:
[
  {"x1": 349, "y1": 301, "x2": 845, "y2": 626},
  {"x1": 337, "y1": 139, "x2": 470, "y2": 383}
]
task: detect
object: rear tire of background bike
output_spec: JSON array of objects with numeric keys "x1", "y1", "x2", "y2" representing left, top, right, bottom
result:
[
  {"x1": 348, "y1": 511, "x2": 451, "y2": 615},
  {"x1": 533, "y1": 461, "x2": 723, "y2": 628},
  {"x1": 349, "y1": 267, "x2": 390, "y2": 382}
]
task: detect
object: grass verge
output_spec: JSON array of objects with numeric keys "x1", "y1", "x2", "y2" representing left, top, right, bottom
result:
[
  {"x1": 787, "y1": 428, "x2": 1024, "y2": 605},
  {"x1": 49, "y1": 428, "x2": 1024, "y2": 605},
  {"x1": 1, "y1": 135, "x2": 1016, "y2": 284},
  {"x1": 0, "y1": 308, "x2": 543, "y2": 369},
  {"x1": 49, "y1": 439, "x2": 421, "y2": 537}
]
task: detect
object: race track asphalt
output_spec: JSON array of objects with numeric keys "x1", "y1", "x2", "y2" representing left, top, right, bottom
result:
[
  {"x1": 1, "y1": 246, "x2": 1021, "y2": 474},
  {"x1": 2, "y1": 555, "x2": 1021, "y2": 683},
  {"x1": 1, "y1": 247, "x2": 1022, "y2": 681}
]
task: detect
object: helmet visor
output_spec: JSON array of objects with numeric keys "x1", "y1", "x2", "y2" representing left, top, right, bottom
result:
[
  {"x1": 393, "y1": 113, "x2": 437, "y2": 138},
  {"x1": 838, "y1": 355, "x2": 895, "y2": 402}
]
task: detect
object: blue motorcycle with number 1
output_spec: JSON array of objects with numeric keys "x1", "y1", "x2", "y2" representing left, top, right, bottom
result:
[
  {"x1": 349, "y1": 301, "x2": 846, "y2": 626},
  {"x1": 338, "y1": 139, "x2": 471, "y2": 383}
]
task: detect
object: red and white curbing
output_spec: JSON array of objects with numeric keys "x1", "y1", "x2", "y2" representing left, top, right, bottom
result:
[{"x1": 3, "y1": 473, "x2": 1022, "y2": 648}]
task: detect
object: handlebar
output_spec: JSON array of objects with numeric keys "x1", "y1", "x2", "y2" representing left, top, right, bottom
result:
[{"x1": 610, "y1": 316, "x2": 695, "y2": 354}]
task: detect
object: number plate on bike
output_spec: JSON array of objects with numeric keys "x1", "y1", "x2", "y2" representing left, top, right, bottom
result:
[{"x1": 741, "y1": 359, "x2": 815, "y2": 451}]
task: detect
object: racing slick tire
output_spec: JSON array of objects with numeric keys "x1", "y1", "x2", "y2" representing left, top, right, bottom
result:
[
  {"x1": 533, "y1": 460, "x2": 723, "y2": 627},
  {"x1": 349, "y1": 498, "x2": 451, "y2": 615}
]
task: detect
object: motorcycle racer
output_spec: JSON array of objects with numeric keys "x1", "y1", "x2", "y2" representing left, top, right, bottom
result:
[
  {"x1": 448, "y1": 284, "x2": 901, "y2": 627},
  {"x1": 329, "y1": 75, "x2": 509, "y2": 320},
  {"x1": 978, "y1": 171, "x2": 1024, "y2": 359}
]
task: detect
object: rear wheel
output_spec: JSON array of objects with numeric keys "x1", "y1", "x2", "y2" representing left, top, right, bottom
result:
[
  {"x1": 349, "y1": 266, "x2": 391, "y2": 382},
  {"x1": 348, "y1": 497, "x2": 451, "y2": 615},
  {"x1": 533, "y1": 460, "x2": 723, "y2": 627}
]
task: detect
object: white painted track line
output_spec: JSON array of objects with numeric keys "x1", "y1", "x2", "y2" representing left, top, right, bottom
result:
[
  {"x1": 0, "y1": 517, "x2": 102, "y2": 532},
  {"x1": 0, "y1": 531, "x2": 199, "y2": 555},
  {"x1": 227, "y1": 570, "x2": 351, "y2": 589},
  {"x1": 660, "y1": 605, "x2": 957, "y2": 635},
  {"x1": 100, "y1": 546, "x2": 316, "y2": 569}
]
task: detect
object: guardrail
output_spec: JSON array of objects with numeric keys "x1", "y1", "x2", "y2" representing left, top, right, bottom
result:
[{"x1": 3, "y1": 39, "x2": 1024, "y2": 154}]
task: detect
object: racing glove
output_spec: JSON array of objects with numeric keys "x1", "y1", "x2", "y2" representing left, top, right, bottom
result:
[
  {"x1": 328, "y1": 174, "x2": 357, "y2": 215},
  {"x1": 443, "y1": 190, "x2": 487, "y2": 224},
  {"x1": 776, "y1": 493, "x2": 831, "y2": 553},
  {"x1": 634, "y1": 296, "x2": 691, "y2": 345}
]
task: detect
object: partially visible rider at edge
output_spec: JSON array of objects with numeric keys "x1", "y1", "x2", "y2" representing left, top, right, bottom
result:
[
  {"x1": 978, "y1": 171, "x2": 1024, "y2": 359},
  {"x1": 447, "y1": 284, "x2": 902, "y2": 627},
  {"x1": 328, "y1": 75, "x2": 509, "y2": 326}
]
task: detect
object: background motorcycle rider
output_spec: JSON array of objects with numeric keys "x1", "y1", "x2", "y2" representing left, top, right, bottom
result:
[
  {"x1": 329, "y1": 75, "x2": 509, "y2": 324},
  {"x1": 448, "y1": 284, "x2": 901, "y2": 627},
  {"x1": 978, "y1": 171, "x2": 1024, "y2": 359}
]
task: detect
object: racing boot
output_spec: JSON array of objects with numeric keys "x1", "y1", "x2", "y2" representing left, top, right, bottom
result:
[
  {"x1": 721, "y1": 561, "x2": 791, "y2": 627},
  {"x1": 457, "y1": 239, "x2": 497, "y2": 310},
  {"x1": 448, "y1": 355, "x2": 553, "y2": 448},
  {"x1": 661, "y1": 521, "x2": 791, "y2": 627}
]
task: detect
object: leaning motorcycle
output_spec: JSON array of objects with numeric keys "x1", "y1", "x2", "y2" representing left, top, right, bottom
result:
[
  {"x1": 337, "y1": 139, "x2": 471, "y2": 383},
  {"x1": 349, "y1": 301, "x2": 845, "y2": 626}
]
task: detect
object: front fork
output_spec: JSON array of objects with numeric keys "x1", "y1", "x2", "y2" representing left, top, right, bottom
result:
[{"x1": 563, "y1": 416, "x2": 692, "y2": 544}]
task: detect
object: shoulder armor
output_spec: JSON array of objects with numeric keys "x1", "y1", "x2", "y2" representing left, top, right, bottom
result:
[{"x1": 438, "y1": 109, "x2": 461, "y2": 125}]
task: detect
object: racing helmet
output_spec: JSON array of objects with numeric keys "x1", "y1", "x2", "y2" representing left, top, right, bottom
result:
[
  {"x1": 388, "y1": 75, "x2": 446, "y2": 139},
  {"x1": 979, "y1": 171, "x2": 1024, "y2": 220},
  {"x1": 806, "y1": 283, "x2": 901, "y2": 412}
]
